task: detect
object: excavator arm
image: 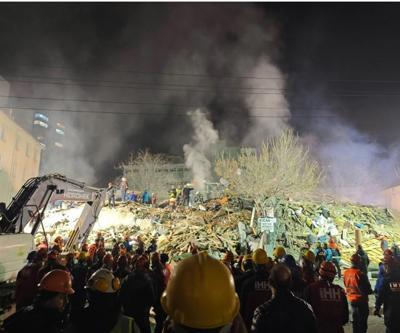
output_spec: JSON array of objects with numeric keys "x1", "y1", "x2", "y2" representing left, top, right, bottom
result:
[{"x1": 0, "y1": 174, "x2": 106, "y2": 250}]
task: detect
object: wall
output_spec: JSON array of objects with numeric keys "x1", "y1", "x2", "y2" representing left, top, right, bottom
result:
[
  {"x1": 383, "y1": 185, "x2": 400, "y2": 212},
  {"x1": 0, "y1": 110, "x2": 42, "y2": 203}
]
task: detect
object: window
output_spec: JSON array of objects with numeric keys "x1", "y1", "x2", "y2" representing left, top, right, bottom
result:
[
  {"x1": 57, "y1": 122, "x2": 65, "y2": 129},
  {"x1": 0, "y1": 125, "x2": 4, "y2": 141},
  {"x1": 34, "y1": 113, "x2": 49, "y2": 122},
  {"x1": 54, "y1": 142, "x2": 63, "y2": 148},
  {"x1": 56, "y1": 128, "x2": 65, "y2": 135},
  {"x1": 33, "y1": 120, "x2": 49, "y2": 128}
]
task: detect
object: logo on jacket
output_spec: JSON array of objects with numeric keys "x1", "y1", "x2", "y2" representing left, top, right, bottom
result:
[{"x1": 319, "y1": 287, "x2": 341, "y2": 301}]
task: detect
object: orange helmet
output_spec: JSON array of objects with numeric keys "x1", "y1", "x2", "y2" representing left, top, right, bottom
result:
[
  {"x1": 319, "y1": 261, "x2": 336, "y2": 279},
  {"x1": 38, "y1": 269, "x2": 74, "y2": 294}
]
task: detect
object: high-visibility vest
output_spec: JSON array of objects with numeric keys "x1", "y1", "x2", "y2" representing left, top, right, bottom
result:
[
  {"x1": 344, "y1": 268, "x2": 366, "y2": 303},
  {"x1": 110, "y1": 315, "x2": 140, "y2": 333}
]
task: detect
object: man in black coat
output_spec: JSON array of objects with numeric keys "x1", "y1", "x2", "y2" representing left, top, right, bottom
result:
[
  {"x1": 251, "y1": 264, "x2": 317, "y2": 333},
  {"x1": 120, "y1": 255, "x2": 155, "y2": 333}
]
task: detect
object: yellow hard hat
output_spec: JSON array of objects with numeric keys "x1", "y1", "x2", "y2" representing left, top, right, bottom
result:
[
  {"x1": 252, "y1": 248, "x2": 268, "y2": 265},
  {"x1": 161, "y1": 251, "x2": 240, "y2": 329},
  {"x1": 273, "y1": 246, "x2": 286, "y2": 259},
  {"x1": 303, "y1": 250, "x2": 315, "y2": 264}
]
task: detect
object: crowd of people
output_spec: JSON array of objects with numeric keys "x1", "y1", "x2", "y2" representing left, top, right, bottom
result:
[
  {"x1": 3, "y1": 232, "x2": 400, "y2": 333},
  {"x1": 106, "y1": 178, "x2": 196, "y2": 209}
]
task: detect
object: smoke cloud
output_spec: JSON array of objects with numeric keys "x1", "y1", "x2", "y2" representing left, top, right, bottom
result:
[
  {"x1": 0, "y1": 3, "x2": 291, "y2": 186},
  {"x1": 304, "y1": 116, "x2": 400, "y2": 205},
  {"x1": 183, "y1": 110, "x2": 219, "y2": 190}
]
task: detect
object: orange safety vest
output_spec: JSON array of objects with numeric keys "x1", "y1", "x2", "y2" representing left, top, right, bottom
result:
[{"x1": 344, "y1": 267, "x2": 366, "y2": 303}]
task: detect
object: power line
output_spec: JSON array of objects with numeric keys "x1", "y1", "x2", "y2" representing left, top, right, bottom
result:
[
  {"x1": 14, "y1": 64, "x2": 284, "y2": 80},
  {"x1": 8, "y1": 76, "x2": 400, "y2": 98},
  {"x1": 3, "y1": 105, "x2": 338, "y2": 118},
  {"x1": 5, "y1": 77, "x2": 284, "y2": 95},
  {"x1": 3, "y1": 74, "x2": 285, "y2": 92},
  {"x1": 2, "y1": 94, "x2": 293, "y2": 110}
]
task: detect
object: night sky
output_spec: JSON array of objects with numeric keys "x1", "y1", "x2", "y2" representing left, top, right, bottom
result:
[{"x1": 0, "y1": 3, "x2": 399, "y2": 187}]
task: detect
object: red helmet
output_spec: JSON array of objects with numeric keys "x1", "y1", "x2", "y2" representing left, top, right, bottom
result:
[
  {"x1": 351, "y1": 254, "x2": 361, "y2": 266},
  {"x1": 38, "y1": 269, "x2": 74, "y2": 294},
  {"x1": 319, "y1": 261, "x2": 336, "y2": 279}
]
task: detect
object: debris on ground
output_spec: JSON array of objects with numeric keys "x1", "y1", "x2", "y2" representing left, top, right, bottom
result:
[{"x1": 35, "y1": 197, "x2": 400, "y2": 264}]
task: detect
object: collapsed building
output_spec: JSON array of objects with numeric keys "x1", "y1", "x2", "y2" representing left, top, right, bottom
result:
[{"x1": 37, "y1": 196, "x2": 400, "y2": 266}]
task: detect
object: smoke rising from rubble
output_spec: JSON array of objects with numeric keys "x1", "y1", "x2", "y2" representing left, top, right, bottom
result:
[
  {"x1": 0, "y1": 4, "x2": 290, "y2": 185},
  {"x1": 305, "y1": 117, "x2": 400, "y2": 205},
  {"x1": 183, "y1": 110, "x2": 219, "y2": 190}
]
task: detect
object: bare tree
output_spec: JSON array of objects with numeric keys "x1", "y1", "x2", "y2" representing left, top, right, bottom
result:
[
  {"x1": 119, "y1": 150, "x2": 180, "y2": 199},
  {"x1": 215, "y1": 129, "x2": 322, "y2": 214}
]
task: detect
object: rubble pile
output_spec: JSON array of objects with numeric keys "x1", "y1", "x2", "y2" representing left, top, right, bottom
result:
[{"x1": 36, "y1": 197, "x2": 400, "y2": 264}]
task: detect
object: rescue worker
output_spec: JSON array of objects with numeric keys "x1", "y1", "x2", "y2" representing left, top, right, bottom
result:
[
  {"x1": 90, "y1": 246, "x2": 107, "y2": 275},
  {"x1": 102, "y1": 253, "x2": 115, "y2": 271},
  {"x1": 15, "y1": 251, "x2": 44, "y2": 310},
  {"x1": 4, "y1": 270, "x2": 74, "y2": 333},
  {"x1": 107, "y1": 182, "x2": 116, "y2": 208},
  {"x1": 160, "y1": 253, "x2": 173, "y2": 286},
  {"x1": 76, "y1": 269, "x2": 122, "y2": 333},
  {"x1": 161, "y1": 251, "x2": 246, "y2": 333},
  {"x1": 150, "y1": 252, "x2": 167, "y2": 333},
  {"x1": 240, "y1": 249, "x2": 272, "y2": 330},
  {"x1": 52, "y1": 236, "x2": 64, "y2": 253},
  {"x1": 120, "y1": 177, "x2": 128, "y2": 202},
  {"x1": 374, "y1": 255, "x2": 400, "y2": 333},
  {"x1": 114, "y1": 255, "x2": 131, "y2": 280},
  {"x1": 120, "y1": 255, "x2": 155, "y2": 333},
  {"x1": 282, "y1": 254, "x2": 307, "y2": 298},
  {"x1": 272, "y1": 246, "x2": 286, "y2": 263},
  {"x1": 70, "y1": 251, "x2": 89, "y2": 323},
  {"x1": 234, "y1": 253, "x2": 254, "y2": 294},
  {"x1": 251, "y1": 264, "x2": 317, "y2": 333},
  {"x1": 305, "y1": 261, "x2": 349, "y2": 333},
  {"x1": 301, "y1": 250, "x2": 317, "y2": 285},
  {"x1": 222, "y1": 250, "x2": 235, "y2": 273},
  {"x1": 343, "y1": 253, "x2": 373, "y2": 333},
  {"x1": 37, "y1": 250, "x2": 67, "y2": 282}
]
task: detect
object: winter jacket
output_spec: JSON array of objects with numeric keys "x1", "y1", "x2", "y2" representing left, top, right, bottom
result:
[
  {"x1": 76, "y1": 292, "x2": 121, "y2": 333},
  {"x1": 4, "y1": 304, "x2": 64, "y2": 333},
  {"x1": 15, "y1": 262, "x2": 42, "y2": 309},
  {"x1": 240, "y1": 268, "x2": 272, "y2": 330},
  {"x1": 374, "y1": 263, "x2": 386, "y2": 295},
  {"x1": 343, "y1": 267, "x2": 372, "y2": 303},
  {"x1": 305, "y1": 279, "x2": 349, "y2": 333},
  {"x1": 120, "y1": 269, "x2": 155, "y2": 316},
  {"x1": 251, "y1": 290, "x2": 317, "y2": 333},
  {"x1": 375, "y1": 269, "x2": 400, "y2": 329}
]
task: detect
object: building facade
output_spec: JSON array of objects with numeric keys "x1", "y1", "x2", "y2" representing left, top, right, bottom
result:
[{"x1": 0, "y1": 110, "x2": 42, "y2": 203}]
